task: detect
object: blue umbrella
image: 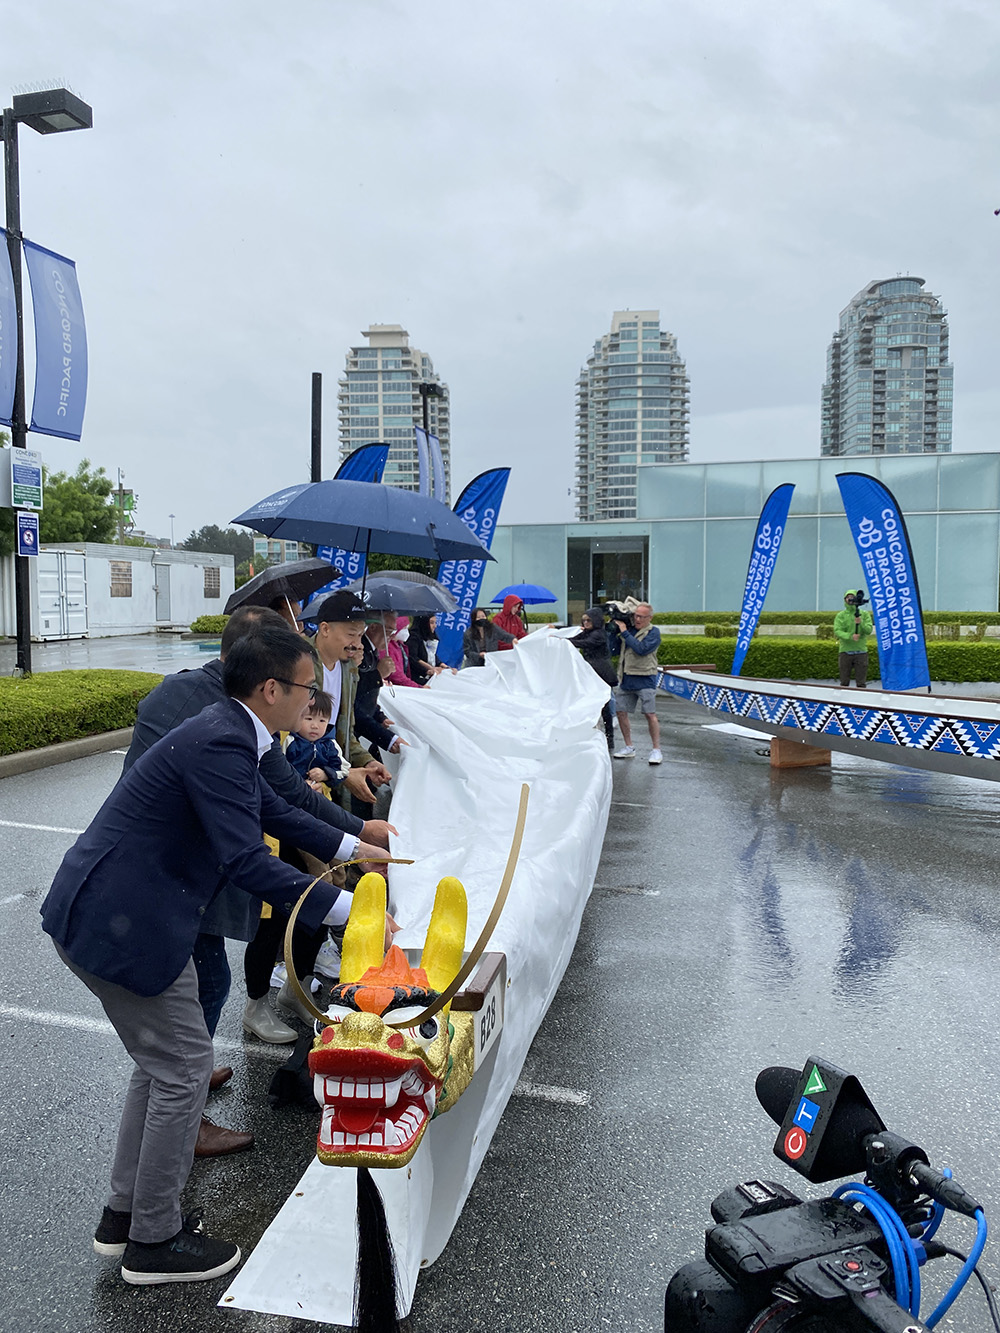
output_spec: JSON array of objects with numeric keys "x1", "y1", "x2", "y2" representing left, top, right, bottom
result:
[
  {"x1": 491, "y1": 582, "x2": 557, "y2": 605},
  {"x1": 232, "y1": 480, "x2": 494, "y2": 564}
]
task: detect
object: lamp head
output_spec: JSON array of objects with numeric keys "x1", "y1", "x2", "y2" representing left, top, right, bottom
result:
[{"x1": 12, "y1": 88, "x2": 92, "y2": 134}]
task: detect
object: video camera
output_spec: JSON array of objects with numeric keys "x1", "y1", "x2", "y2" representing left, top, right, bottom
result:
[
  {"x1": 845, "y1": 592, "x2": 868, "y2": 609},
  {"x1": 664, "y1": 1058, "x2": 989, "y2": 1333},
  {"x1": 603, "y1": 600, "x2": 636, "y2": 633}
]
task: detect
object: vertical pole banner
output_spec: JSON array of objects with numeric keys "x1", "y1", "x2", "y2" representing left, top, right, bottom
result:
[
  {"x1": 0, "y1": 230, "x2": 16, "y2": 427},
  {"x1": 836, "y1": 472, "x2": 930, "y2": 691},
  {"x1": 314, "y1": 443, "x2": 390, "y2": 591},
  {"x1": 435, "y1": 467, "x2": 511, "y2": 669},
  {"x1": 428, "y1": 431, "x2": 446, "y2": 503},
  {"x1": 23, "y1": 239, "x2": 87, "y2": 440},
  {"x1": 731, "y1": 483, "x2": 795, "y2": 676},
  {"x1": 414, "y1": 425, "x2": 431, "y2": 496}
]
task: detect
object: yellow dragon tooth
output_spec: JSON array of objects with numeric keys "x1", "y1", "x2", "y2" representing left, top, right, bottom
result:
[
  {"x1": 340, "y1": 872, "x2": 387, "y2": 983},
  {"x1": 420, "y1": 876, "x2": 468, "y2": 1003}
]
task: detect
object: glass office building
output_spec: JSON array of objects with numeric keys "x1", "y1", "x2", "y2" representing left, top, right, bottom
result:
[
  {"x1": 575, "y1": 310, "x2": 689, "y2": 521},
  {"x1": 492, "y1": 453, "x2": 1000, "y2": 622},
  {"x1": 337, "y1": 324, "x2": 450, "y2": 498},
  {"x1": 821, "y1": 278, "x2": 953, "y2": 457}
]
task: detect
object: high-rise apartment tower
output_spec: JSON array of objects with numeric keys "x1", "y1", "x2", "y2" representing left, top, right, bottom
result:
[
  {"x1": 337, "y1": 324, "x2": 450, "y2": 497},
  {"x1": 821, "y1": 278, "x2": 953, "y2": 457},
  {"x1": 575, "y1": 310, "x2": 689, "y2": 521}
]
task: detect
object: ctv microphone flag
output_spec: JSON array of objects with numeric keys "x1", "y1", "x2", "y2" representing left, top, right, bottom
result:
[
  {"x1": 23, "y1": 239, "x2": 88, "y2": 441},
  {"x1": 414, "y1": 425, "x2": 431, "y2": 496},
  {"x1": 836, "y1": 472, "x2": 930, "y2": 692},
  {"x1": 731, "y1": 483, "x2": 795, "y2": 676},
  {"x1": 315, "y1": 443, "x2": 390, "y2": 591},
  {"x1": 435, "y1": 467, "x2": 511, "y2": 669},
  {"x1": 0, "y1": 232, "x2": 16, "y2": 427}
]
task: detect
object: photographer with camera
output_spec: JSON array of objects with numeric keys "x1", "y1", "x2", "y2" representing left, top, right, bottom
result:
[
  {"x1": 609, "y1": 601, "x2": 663, "y2": 764},
  {"x1": 834, "y1": 589, "x2": 874, "y2": 689}
]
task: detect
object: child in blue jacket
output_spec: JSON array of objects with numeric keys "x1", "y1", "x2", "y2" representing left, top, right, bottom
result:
[{"x1": 284, "y1": 690, "x2": 348, "y2": 790}]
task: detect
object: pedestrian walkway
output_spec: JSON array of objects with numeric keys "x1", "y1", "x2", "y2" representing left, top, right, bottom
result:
[{"x1": 0, "y1": 632, "x2": 219, "y2": 676}]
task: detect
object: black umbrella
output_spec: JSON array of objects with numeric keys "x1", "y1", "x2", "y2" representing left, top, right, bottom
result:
[
  {"x1": 223, "y1": 558, "x2": 339, "y2": 616},
  {"x1": 344, "y1": 575, "x2": 458, "y2": 615}
]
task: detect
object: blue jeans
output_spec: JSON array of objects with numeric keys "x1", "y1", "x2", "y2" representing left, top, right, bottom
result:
[{"x1": 192, "y1": 933, "x2": 231, "y2": 1039}]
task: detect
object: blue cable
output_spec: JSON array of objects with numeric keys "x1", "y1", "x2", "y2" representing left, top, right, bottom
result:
[
  {"x1": 924, "y1": 1209, "x2": 988, "y2": 1328},
  {"x1": 832, "y1": 1182, "x2": 921, "y2": 1316}
]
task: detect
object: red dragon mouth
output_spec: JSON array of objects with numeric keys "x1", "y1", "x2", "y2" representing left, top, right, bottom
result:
[{"x1": 311, "y1": 1052, "x2": 441, "y2": 1158}]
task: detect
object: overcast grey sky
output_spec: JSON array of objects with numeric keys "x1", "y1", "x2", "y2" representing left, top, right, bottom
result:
[{"x1": 4, "y1": 0, "x2": 999, "y2": 539}]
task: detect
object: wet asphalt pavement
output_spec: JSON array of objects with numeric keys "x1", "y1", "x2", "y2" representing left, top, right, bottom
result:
[{"x1": 3, "y1": 696, "x2": 1000, "y2": 1333}]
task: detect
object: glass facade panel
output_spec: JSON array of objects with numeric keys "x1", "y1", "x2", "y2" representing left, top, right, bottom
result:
[
  {"x1": 705, "y1": 463, "x2": 764, "y2": 517},
  {"x1": 650, "y1": 523, "x2": 704, "y2": 612},
  {"x1": 769, "y1": 517, "x2": 819, "y2": 611},
  {"x1": 872, "y1": 455, "x2": 937, "y2": 512},
  {"x1": 936, "y1": 513, "x2": 999, "y2": 611},
  {"x1": 704, "y1": 518, "x2": 756, "y2": 609},
  {"x1": 637, "y1": 463, "x2": 704, "y2": 518},
  {"x1": 762, "y1": 460, "x2": 820, "y2": 514},
  {"x1": 817, "y1": 515, "x2": 867, "y2": 609},
  {"x1": 937, "y1": 454, "x2": 1000, "y2": 513}
]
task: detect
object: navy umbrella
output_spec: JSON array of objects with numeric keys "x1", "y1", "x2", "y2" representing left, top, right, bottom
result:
[
  {"x1": 343, "y1": 575, "x2": 458, "y2": 616},
  {"x1": 491, "y1": 582, "x2": 557, "y2": 605},
  {"x1": 232, "y1": 480, "x2": 494, "y2": 564}
]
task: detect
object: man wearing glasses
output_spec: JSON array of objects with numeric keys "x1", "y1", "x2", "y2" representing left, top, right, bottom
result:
[
  {"x1": 42, "y1": 624, "x2": 394, "y2": 1288},
  {"x1": 612, "y1": 602, "x2": 663, "y2": 764}
]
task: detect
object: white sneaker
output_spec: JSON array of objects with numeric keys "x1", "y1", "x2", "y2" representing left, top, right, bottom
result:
[
  {"x1": 613, "y1": 746, "x2": 636, "y2": 759},
  {"x1": 648, "y1": 748, "x2": 663, "y2": 765},
  {"x1": 314, "y1": 934, "x2": 342, "y2": 981}
]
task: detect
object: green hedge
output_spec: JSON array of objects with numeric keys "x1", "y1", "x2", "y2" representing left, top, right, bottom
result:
[
  {"x1": 656, "y1": 635, "x2": 1000, "y2": 683},
  {"x1": 190, "y1": 614, "x2": 229, "y2": 634},
  {"x1": 525, "y1": 612, "x2": 558, "y2": 623},
  {"x1": 0, "y1": 670, "x2": 163, "y2": 757},
  {"x1": 652, "y1": 610, "x2": 1000, "y2": 626}
]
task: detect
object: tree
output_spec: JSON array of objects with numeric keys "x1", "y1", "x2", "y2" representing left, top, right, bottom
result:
[
  {"x1": 39, "y1": 460, "x2": 116, "y2": 544},
  {"x1": 367, "y1": 551, "x2": 437, "y2": 578},
  {"x1": 182, "y1": 525, "x2": 254, "y2": 563}
]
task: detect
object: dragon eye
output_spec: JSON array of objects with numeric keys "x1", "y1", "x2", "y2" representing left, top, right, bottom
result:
[{"x1": 418, "y1": 1019, "x2": 439, "y2": 1040}]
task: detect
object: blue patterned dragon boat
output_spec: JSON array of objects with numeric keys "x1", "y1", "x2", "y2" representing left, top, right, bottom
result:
[{"x1": 657, "y1": 667, "x2": 1000, "y2": 782}]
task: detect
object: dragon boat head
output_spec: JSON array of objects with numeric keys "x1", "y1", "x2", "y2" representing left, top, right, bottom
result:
[{"x1": 308, "y1": 872, "x2": 468, "y2": 1169}]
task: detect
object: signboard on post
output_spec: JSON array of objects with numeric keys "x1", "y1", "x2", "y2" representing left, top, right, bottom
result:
[
  {"x1": 10, "y1": 447, "x2": 43, "y2": 510},
  {"x1": 16, "y1": 510, "x2": 39, "y2": 557}
]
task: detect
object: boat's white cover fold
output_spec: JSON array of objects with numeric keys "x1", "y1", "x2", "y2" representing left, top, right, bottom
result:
[{"x1": 222, "y1": 629, "x2": 612, "y2": 1322}]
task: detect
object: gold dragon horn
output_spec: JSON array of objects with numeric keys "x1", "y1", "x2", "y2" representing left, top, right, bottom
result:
[
  {"x1": 340, "y1": 872, "x2": 388, "y2": 983},
  {"x1": 420, "y1": 876, "x2": 468, "y2": 1012}
]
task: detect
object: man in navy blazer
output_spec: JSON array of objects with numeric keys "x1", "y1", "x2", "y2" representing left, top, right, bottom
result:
[{"x1": 42, "y1": 624, "x2": 394, "y2": 1286}]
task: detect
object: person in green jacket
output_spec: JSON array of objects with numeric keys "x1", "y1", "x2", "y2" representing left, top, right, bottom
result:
[{"x1": 834, "y1": 589, "x2": 874, "y2": 688}]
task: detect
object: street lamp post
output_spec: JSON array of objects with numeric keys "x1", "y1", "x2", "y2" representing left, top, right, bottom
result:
[
  {"x1": 168, "y1": 514, "x2": 175, "y2": 548},
  {"x1": 2, "y1": 88, "x2": 92, "y2": 674}
]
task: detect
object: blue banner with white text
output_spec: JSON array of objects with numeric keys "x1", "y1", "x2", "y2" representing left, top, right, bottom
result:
[
  {"x1": 435, "y1": 467, "x2": 511, "y2": 668},
  {"x1": 836, "y1": 472, "x2": 930, "y2": 691},
  {"x1": 0, "y1": 232, "x2": 16, "y2": 427},
  {"x1": 24, "y1": 239, "x2": 87, "y2": 440},
  {"x1": 731, "y1": 483, "x2": 794, "y2": 676},
  {"x1": 314, "y1": 442, "x2": 390, "y2": 592}
]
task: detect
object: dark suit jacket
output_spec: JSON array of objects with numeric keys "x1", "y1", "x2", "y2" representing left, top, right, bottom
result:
[
  {"x1": 124, "y1": 658, "x2": 363, "y2": 939},
  {"x1": 42, "y1": 700, "x2": 344, "y2": 997}
]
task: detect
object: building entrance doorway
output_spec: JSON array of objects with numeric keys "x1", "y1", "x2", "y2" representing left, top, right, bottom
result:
[{"x1": 567, "y1": 536, "x2": 648, "y2": 625}]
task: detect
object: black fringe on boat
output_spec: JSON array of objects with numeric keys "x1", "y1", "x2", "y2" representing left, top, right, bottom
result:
[{"x1": 355, "y1": 1165, "x2": 401, "y2": 1333}]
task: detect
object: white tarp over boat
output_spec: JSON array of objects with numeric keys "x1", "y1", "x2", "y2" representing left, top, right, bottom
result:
[{"x1": 222, "y1": 628, "x2": 612, "y2": 1323}]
